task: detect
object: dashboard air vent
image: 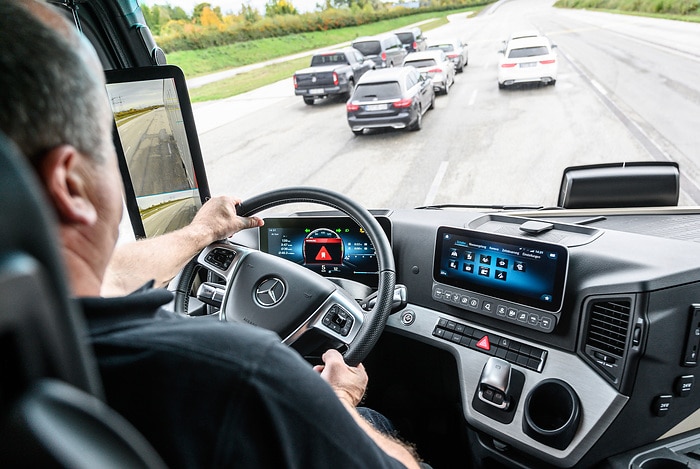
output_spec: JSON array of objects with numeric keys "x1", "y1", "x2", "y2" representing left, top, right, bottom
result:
[{"x1": 586, "y1": 300, "x2": 632, "y2": 357}]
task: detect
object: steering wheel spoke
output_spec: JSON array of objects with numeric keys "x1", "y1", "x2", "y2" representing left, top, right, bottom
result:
[{"x1": 283, "y1": 288, "x2": 365, "y2": 347}]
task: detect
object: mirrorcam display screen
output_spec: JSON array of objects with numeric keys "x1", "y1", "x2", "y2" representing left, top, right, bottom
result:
[
  {"x1": 433, "y1": 227, "x2": 568, "y2": 312},
  {"x1": 259, "y1": 217, "x2": 391, "y2": 287},
  {"x1": 105, "y1": 66, "x2": 210, "y2": 238}
]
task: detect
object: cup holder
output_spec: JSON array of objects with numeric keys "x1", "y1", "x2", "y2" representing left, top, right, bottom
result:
[
  {"x1": 523, "y1": 379, "x2": 581, "y2": 450},
  {"x1": 638, "y1": 458, "x2": 689, "y2": 469}
]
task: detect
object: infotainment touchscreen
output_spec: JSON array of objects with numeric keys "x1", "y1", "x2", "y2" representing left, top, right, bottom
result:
[
  {"x1": 259, "y1": 217, "x2": 391, "y2": 287},
  {"x1": 434, "y1": 227, "x2": 568, "y2": 313}
]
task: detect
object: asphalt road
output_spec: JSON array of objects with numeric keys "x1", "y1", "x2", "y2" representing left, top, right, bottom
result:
[
  {"x1": 117, "y1": 108, "x2": 192, "y2": 197},
  {"x1": 192, "y1": 0, "x2": 700, "y2": 211}
]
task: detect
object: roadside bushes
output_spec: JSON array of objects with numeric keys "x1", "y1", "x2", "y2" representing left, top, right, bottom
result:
[
  {"x1": 554, "y1": 0, "x2": 699, "y2": 15},
  {"x1": 157, "y1": 2, "x2": 484, "y2": 52}
]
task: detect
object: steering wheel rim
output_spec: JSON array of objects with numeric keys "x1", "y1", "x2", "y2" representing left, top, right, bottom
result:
[{"x1": 175, "y1": 186, "x2": 395, "y2": 366}]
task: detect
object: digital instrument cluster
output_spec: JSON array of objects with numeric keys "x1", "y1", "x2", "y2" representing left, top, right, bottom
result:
[
  {"x1": 433, "y1": 226, "x2": 569, "y2": 332},
  {"x1": 259, "y1": 217, "x2": 391, "y2": 287}
]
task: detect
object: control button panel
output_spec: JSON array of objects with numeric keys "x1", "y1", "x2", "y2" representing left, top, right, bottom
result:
[
  {"x1": 432, "y1": 283, "x2": 556, "y2": 333},
  {"x1": 433, "y1": 317, "x2": 547, "y2": 372},
  {"x1": 205, "y1": 248, "x2": 236, "y2": 271},
  {"x1": 322, "y1": 305, "x2": 353, "y2": 337}
]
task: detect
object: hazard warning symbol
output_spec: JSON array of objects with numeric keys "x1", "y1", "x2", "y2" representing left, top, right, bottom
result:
[
  {"x1": 316, "y1": 246, "x2": 331, "y2": 261},
  {"x1": 476, "y1": 336, "x2": 491, "y2": 351},
  {"x1": 303, "y1": 236, "x2": 343, "y2": 265}
]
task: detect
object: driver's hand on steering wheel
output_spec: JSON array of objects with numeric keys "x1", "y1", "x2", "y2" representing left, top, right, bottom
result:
[
  {"x1": 191, "y1": 195, "x2": 264, "y2": 242},
  {"x1": 314, "y1": 349, "x2": 368, "y2": 407}
]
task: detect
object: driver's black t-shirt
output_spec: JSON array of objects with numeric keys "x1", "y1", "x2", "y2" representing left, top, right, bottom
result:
[{"x1": 80, "y1": 286, "x2": 407, "y2": 469}]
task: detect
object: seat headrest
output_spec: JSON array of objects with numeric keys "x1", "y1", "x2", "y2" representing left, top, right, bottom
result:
[{"x1": 0, "y1": 131, "x2": 102, "y2": 396}]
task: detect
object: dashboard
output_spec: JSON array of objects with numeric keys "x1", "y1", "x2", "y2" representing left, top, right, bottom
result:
[{"x1": 246, "y1": 208, "x2": 700, "y2": 468}]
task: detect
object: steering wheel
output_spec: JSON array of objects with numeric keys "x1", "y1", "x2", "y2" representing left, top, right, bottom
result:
[{"x1": 174, "y1": 187, "x2": 396, "y2": 366}]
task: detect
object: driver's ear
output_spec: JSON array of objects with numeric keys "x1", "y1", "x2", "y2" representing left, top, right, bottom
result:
[{"x1": 37, "y1": 145, "x2": 98, "y2": 226}]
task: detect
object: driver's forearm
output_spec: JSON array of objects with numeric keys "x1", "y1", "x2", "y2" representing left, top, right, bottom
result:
[
  {"x1": 339, "y1": 400, "x2": 421, "y2": 469},
  {"x1": 101, "y1": 223, "x2": 212, "y2": 297}
]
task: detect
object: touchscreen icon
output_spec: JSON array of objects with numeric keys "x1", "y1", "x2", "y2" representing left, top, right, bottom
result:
[
  {"x1": 480, "y1": 255, "x2": 491, "y2": 264},
  {"x1": 496, "y1": 258, "x2": 508, "y2": 268},
  {"x1": 495, "y1": 270, "x2": 507, "y2": 281},
  {"x1": 514, "y1": 261, "x2": 527, "y2": 272},
  {"x1": 479, "y1": 266, "x2": 490, "y2": 277},
  {"x1": 463, "y1": 264, "x2": 474, "y2": 273},
  {"x1": 465, "y1": 251, "x2": 475, "y2": 261}
]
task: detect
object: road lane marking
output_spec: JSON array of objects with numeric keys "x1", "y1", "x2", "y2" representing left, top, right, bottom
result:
[
  {"x1": 423, "y1": 161, "x2": 449, "y2": 207},
  {"x1": 469, "y1": 89, "x2": 478, "y2": 106},
  {"x1": 591, "y1": 79, "x2": 607, "y2": 96},
  {"x1": 559, "y1": 48, "x2": 700, "y2": 204}
]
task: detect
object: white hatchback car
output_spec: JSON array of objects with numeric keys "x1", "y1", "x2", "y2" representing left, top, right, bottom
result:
[
  {"x1": 403, "y1": 50, "x2": 456, "y2": 95},
  {"x1": 498, "y1": 35, "x2": 558, "y2": 89}
]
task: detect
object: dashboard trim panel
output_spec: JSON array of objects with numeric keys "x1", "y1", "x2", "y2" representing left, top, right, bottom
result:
[{"x1": 386, "y1": 304, "x2": 629, "y2": 467}]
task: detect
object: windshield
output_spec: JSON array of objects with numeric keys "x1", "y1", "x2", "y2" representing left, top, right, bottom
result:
[
  {"x1": 404, "y1": 59, "x2": 437, "y2": 68},
  {"x1": 352, "y1": 40, "x2": 381, "y2": 56},
  {"x1": 430, "y1": 44, "x2": 455, "y2": 52},
  {"x1": 310, "y1": 53, "x2": 348, "y2": 65},
  {"x1": 353, "y1": 82, "x2": 402, "y2": 100},
  {"x1": 396, "y1": 32, "x2": 415, "y2": 44},
  {"x1": 508, "y1": 46, "x2": 550, "y2": 58},
  {"x1": 169, "y1": 0, "x2": 698, "y2": 211}
]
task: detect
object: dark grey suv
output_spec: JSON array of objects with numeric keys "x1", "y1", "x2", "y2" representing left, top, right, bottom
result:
[
  {"x1": 346, "y1": 66, "x2": 435, "y2": 135},
  {"x1": 351, "y1": 33, "x2": 407, "y2": 69},
  {"x1": 396, "y1": 27, "x2": 427, "y2": 53}
]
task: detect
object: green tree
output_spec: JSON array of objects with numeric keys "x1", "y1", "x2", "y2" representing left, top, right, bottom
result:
[
  {"x1": 193, "y1": 3, "x2": 223, "y2": 23},
  {"x1": 266, "y1": 0, "x2": 300, "y2": 15},
  {"x1": 141, "y1": 5, "x2": 161, "y2": 33},
  {"x1": 166, "y1": 5, "x2": 189, "y2": 20},
  {"x1": 142, "y1": 4, "x2": 191, "y2": 34},
  {"x1": 239, "y1": 3, "x2": 262, "y2": 22}
]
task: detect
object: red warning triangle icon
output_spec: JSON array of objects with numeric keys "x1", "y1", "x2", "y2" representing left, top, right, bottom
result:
[
  {"x1": 315, "y1": 246, "x2": 331, "y2": 261},
  {"x1": 476, "y1": 336, "x2": 490, "y2": 351}
]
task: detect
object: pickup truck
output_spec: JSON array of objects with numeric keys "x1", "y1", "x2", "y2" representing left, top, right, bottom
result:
[{"x1": 293, "y1": 48, "x2": 373, "y2": 105}]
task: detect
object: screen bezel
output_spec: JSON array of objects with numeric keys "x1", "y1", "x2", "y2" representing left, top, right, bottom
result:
[
  {"x1": 104, "y1": 65, "x2": 211, "y2": 239},
  {"x1": 259, "y1": 216, "x2": 392, "y2": 287},
  {"x1": 433, "y1": 226, "x2": 568, "y2": 313}
]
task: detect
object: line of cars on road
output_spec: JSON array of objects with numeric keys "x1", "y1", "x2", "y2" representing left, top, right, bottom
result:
[
  {"x1": 346, "y1": 40, "x2": 470, "y2": 135},
  {"x1": 293, "y1": 27, "x2": 559, "y2": 134},
  {"x1": 292, "y1": 28, "x2": 470, "y2": 136}
]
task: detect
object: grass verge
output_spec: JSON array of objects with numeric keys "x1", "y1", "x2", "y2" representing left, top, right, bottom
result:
[
  {"x1": 169, "y1": 12, "x2": 462, "y2": 78},
  {"x1": 189, "y1": 57, "x2": 310, "y2": 102}
]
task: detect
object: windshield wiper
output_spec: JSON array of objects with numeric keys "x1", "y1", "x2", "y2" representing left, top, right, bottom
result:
[{"x1": 415, "y1": 203, "x2": 545, "y2": 210}]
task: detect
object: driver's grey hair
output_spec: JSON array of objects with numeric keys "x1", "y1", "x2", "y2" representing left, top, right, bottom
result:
[{"x1": 0, "y1": 0, "x2": 113, "y2": 166}]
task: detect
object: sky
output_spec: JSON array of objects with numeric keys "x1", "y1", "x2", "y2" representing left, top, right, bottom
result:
[
  {"x1": 105, "y1": 80, "x2": 166, "y2": 112},
  {"x1": 138, "y1": 0, "x2": 322, "y2": 15}
]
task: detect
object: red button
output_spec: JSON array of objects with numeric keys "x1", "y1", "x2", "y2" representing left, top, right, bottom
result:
[{"x1": 476, "y1": 336, "x2": 491, "y2": 351}]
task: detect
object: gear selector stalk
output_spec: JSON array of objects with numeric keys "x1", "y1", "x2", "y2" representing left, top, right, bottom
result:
[{"x1": 478, "y1": 357, "x2": 512, "y2": 410}]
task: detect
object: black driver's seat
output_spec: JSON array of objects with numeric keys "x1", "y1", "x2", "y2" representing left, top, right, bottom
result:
[{"x1": 0, "y1": 130, "x2": 166, "y2": 468}]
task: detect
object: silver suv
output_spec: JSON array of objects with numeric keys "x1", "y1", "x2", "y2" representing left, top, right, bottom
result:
[{"x1": 351, "y1": 33, "x2": 407, "y2": 69}]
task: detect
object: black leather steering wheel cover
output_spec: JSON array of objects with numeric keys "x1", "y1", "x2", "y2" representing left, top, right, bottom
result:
[
  {"x1": 238, "y1": 186, "x2": 396, "y2": 366},
  {"x1": 176, "y1": 186, "x2": 395, "y2": 366}
]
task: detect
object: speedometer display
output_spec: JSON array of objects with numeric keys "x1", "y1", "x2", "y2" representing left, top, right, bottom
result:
[{"x1": 259, "y1": 216, "x2": 391, "y2": 287}]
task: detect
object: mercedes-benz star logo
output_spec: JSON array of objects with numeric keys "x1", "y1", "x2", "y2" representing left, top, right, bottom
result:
[{"x1": 255, "y1": 278, "x2": 286, "y2": 307}]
